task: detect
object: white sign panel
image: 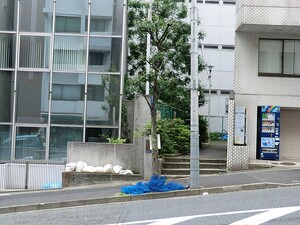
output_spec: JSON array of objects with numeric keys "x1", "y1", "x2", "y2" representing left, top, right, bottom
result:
[{"x1": 234, "y1": 107, "x2": 246, "y2": 145}]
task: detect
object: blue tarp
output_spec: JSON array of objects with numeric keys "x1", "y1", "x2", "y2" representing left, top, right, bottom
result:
[
  {"x1": 121, "y1": 175, "x2": 186, "y2": 195},
  {"x1": 221, "y1": 134, "x2": 228, "y2": 141},
  {"x1": 42, "y1": 182, "x2": 62, "y2": 189}
]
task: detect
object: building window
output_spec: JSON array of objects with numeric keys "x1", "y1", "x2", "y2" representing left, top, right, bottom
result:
[
  {"x1": 52, "y1": 84, "x2": 82, "y2": 101},
  {"x1": 84, "y1": 85, "x2": 105, "y2": 101},
  {"x1": 283, "y1": 40, "x2": 300, "y2": 75},
  {"x1": 86, "y1": 17, "x2": 109, "y2": 32},
  {"x1": 55, "y1": 16, "x2": 81, "y2": 33},
  {"x1": 259, "y1": 39, "x2": 300, "y2": 76},
  {"x1": 89, "y1": 52, "x2": 105, "y2": 65}
]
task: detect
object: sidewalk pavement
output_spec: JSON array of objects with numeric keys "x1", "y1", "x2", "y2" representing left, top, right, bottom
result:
[{"x1": 1, "y1": 167, "x2": 300, "y2": 214}]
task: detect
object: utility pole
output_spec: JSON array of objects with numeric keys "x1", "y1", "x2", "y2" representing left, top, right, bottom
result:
[{"x1": 190, "y1": 0, "x2": 199, "y2": 189}]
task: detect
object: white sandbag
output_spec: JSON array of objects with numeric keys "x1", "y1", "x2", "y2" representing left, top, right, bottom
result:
[
  {"x1": 82, "y1": 166, "x2": 94, "y2": 172},
  {"x1": 113, "y1": 165, "x2": 123, "y2": 174},
  {"x1": 93, "y1": 166, "x2": 105, "y2": 173},
  {"x1": 103, "y1": 164, "x2": 113, "y2": 173},
  {"x1": 65, "y1": 162, "x2": 77, "y2": 172},
  {"x1": 66, "y1": 162, "x2": 77, "y2": 168},
  {"x1": 75, "y1": 161, "x2": 88, "y2": 172},
  {"x1": 119, "y1": 169, "x2": 133, "y2": 175},
  {"x1": 65, "y1": 166, "x2": 75, "y2": 172}
]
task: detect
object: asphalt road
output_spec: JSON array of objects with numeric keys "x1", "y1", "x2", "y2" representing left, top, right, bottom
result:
[{"x1": 0, "y1": 186, "x2": 299, "y2": 225}]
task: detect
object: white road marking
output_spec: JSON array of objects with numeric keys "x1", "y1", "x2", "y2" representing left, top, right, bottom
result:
[
  {"x1": 147, "y1": 216, "x2": 196, "y2": 225},
  {"x1": 229, "y1": 206, "x2": 300, "y2": 225},
  {"x1": 105, "y1": 206, "x2": 300, "y2": 225},
  {"x1": 105, "y1": 209, "x2": 266, "y2": 225}
]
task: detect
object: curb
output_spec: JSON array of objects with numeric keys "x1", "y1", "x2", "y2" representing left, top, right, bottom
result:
[{"x1": 1, "y1": 182, "x2": 300, "y2": 215}]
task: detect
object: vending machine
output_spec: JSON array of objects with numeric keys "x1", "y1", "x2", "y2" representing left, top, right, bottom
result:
[{"x1": 259, "y1": 105, "x2": 280, "y2": 160}]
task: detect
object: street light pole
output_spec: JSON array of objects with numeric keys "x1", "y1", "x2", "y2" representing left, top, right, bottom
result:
[{"x1": 207, "y1": 65, "x2": 213, "y2": 143}]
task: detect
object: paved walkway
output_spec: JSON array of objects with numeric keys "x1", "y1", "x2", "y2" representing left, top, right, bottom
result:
[{"x1": 200, "y1": 141, "x2": 227, "y2": 159}]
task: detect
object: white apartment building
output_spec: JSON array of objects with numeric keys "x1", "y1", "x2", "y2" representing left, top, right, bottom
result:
[
  {"x1": 186, "y1": 0, "x2": 235, "y2": 134},
  {"x1": 227, "y1": 0, "x2": 300, "y2": 170}
]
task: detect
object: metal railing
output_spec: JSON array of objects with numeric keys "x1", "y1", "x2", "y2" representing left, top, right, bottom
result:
[
  {"x1": 0, "y1": 160, "x2": 66, "y2": 190},
  {"x1": 203, "y1": 116, "x2": 228, "y2": 134}
]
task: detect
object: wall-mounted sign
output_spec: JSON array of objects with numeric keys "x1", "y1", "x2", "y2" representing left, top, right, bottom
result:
[{"x1": 234, "y1": 107, "x2": 246, "y2": 145}]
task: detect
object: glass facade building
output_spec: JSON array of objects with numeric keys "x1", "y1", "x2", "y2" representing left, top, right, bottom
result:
[{"x1": 0, "y1": 0, "x2": 127, "y2": 161}]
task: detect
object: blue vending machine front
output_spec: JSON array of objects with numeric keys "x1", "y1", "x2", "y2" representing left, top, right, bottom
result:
[{"x1": 260, "y1": 105, "x2": 280, "y2": 160}]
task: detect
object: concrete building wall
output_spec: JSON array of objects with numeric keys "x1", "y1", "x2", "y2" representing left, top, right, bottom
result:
[
  {"x1": 234, "y1": 31, "x2": 300, "y2": 159},
  {"x1": 227, "y1": 3, "x2": 300, "y2": 169},
  {"x1": 227, "y1": 99, "x2": 249, "y2": 170}
]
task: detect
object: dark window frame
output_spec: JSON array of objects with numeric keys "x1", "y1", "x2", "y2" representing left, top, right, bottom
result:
[
  {"x1": 84, "y1": 85, "x2": 105, "y2": 102},
  {"x1": 89, "y1": 51, "x2": 105, "y2": 66},
  {"x1": 52, "y1": 84, "x2": 82, "y2": 101},
  {"x1": 55, "y1": 16, "x2": 81, "y2": 33},
  {"x1": 258, "y1": 38, "x2": 300, "y2": 78}
]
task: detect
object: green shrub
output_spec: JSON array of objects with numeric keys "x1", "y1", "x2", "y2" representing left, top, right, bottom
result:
[
  {"x1": 144, "y1": 117, "x2": 208, "y2": 155},
  {"x1": 144, "y1": 119, "x2": 190, "y2": 156},
  {"x1": 210, "y1": 132, "x2": 224, "y2": 141},
  {"x1": 199, "y1": 116, "x2": 208, "y2": 144},
  {"x1": 106, "y1": 138, "x2": 127, "y2": 144},
  {"x1": 210, "y1": 132, "x2": 222, "y2": 141}
]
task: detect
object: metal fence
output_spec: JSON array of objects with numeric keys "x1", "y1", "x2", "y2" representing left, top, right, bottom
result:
[
  {"x1": 204, "y1": 116, "x2": 228, "y2": 134},
  {"x1": 0, "y1": 161, "x2": 65, "y2": 190}
]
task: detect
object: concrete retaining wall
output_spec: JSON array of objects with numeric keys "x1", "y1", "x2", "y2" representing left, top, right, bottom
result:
[
  {"x1": 62, "y1": 172, "x2": 143, "y2": 187},
  {"x1": 67, "y1": 137, "x2": 145, "y2": 175}
]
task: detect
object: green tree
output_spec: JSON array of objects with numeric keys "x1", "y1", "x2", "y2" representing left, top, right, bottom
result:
[
  {"x1": 102, "y1": 75, "x2": 120, "y2": 126},
  {"x1": 126, "y1": 0, "x2": 205, "y2": 174}
]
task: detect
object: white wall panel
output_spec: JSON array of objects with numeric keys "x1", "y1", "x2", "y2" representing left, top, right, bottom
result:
[
  {"x1": 200, "y1": 94, "x2": 229, "y2": 116},
  {"x1": 202, "y1": 26, "x2": 222, "y2": 44},
  {"x1": 0, "y1": 165, "x2": 6, "y2": 189},
  {"x1": 220, "y1": 6, "x2": 236, "y2": 26},
  {"x1": 199, "y1": 50, "x2": 234, "y2": 90},
  {"x1": 0, "y1": 163, "x2": 64, "y2": 190},
  {"x1": 220, "y1": 27, "x2": 235, "y2": 45},
  {"x1": 197, "y1": 1, "x2": 235, "y2": 132},
  {"x1": 202, "y1": 5, "x2": 221, "y2": 26},
  {"x1": 220, "y1": 50, "x2": 235, "y2": 71},
  {"x1": 219, "y1": 71, "x2": 234, "y2": 90}
]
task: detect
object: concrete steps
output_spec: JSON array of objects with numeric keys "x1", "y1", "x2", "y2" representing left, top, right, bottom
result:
[
  {"x1": 163, "y1": 162, "x2": 227, "y2": 169},
  {"x1": 161, "y1": 156, "x2": 227, "y2": 177},
  {"x1": 163, "y1": 157, "x2": 227, "y2": 164}
]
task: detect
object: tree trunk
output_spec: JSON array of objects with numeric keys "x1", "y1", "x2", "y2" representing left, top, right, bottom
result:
[{"x1": 150, "y1": 99, "x2": 159, "y2": 174}]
